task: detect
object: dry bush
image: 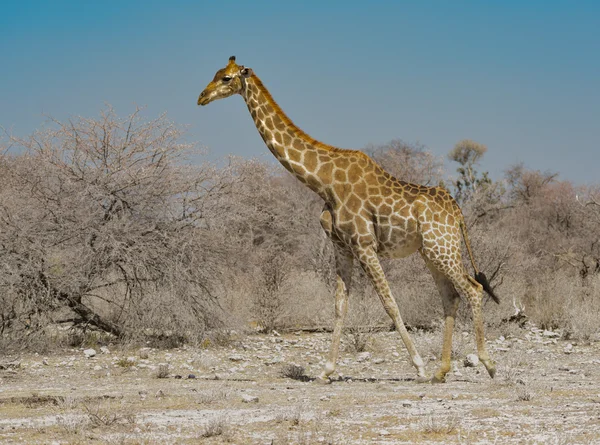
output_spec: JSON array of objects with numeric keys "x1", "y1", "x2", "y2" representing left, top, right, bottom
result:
[
  {"x1": 0, "y1": 108, "x2": 238, "y2": 349},
  {"x1": 366, "y1": 139, "x2": 444, "y2": 186},
  {"x1": 280, "y1": 363, "x2": 308, "y2": 381},
  {"x1": 196, "y1": 386, "x2": 230, "y2": 405},
  {"x1": 155, "y1": 363, "x2": 169, "y2": 379},
  {"x1": 200, "y1": 416, "x2": 229, "y2": 438}
]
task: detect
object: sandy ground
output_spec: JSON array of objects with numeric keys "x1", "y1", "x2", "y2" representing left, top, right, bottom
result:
[{"x1": 1, "y1": 325, "x2": 600, "y2": 444}]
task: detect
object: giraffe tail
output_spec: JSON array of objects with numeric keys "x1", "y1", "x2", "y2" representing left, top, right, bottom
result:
[{"x1": 460, "y1": 219, "x2": 500, "y2": 304}]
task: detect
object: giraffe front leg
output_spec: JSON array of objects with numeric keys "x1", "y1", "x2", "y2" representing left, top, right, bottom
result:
[
  {"x1": 357, "y1": 246, "x2": 428, "y2": 382},
  {"x1": 317, "y1": 246, "x2": 353, "y2": 384}
]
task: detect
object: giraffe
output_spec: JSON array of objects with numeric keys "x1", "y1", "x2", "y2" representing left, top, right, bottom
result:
[{"x1": 197, "y1": 56, "x2": 500, "y2": 383}]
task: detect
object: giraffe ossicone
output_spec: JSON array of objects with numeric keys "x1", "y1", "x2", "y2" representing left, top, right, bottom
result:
[{"x1": 198, "y1": 56, "x2": 500, "y2": 383}]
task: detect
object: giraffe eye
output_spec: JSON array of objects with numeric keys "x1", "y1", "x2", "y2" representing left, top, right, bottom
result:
[{"x1": 222, "y1": 76, "x2": 232, "y2": 82}]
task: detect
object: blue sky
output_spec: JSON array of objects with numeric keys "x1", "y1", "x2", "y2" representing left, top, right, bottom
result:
[{"x1": 1, "y1": 1, "x2": 599, "y2": 184}]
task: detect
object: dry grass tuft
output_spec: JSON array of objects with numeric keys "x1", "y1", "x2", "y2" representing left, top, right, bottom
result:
[{"x1": 280, "y1": 363, "x2": 309, "y2": 381}]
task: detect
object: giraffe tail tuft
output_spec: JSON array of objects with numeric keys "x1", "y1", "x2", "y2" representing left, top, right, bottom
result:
[{"x1": 475, "y1": 272, "x2": 500, "y2": 304}]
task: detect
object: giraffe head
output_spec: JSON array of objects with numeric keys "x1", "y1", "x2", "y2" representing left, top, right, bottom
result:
[{"x1": 197, "y1": 56, "x2": 253, "y2": 106}]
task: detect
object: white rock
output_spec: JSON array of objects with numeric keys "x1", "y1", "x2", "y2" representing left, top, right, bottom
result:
[
  {"x1": 229, "y1": 354, "x2": 245, "y2": 362},
  {"x1": 241, "y1": 394, "x2": 259, "y2": 403},
  {"x1": 564, "y1": 343, "x2": 573, "y2": 354},
  {"x1": 379, "y1": 429, "x2": 390, "y2": 436},
  {"x1": 373, "y1": 358, "x2": 385, "y2": 364},
  {"x1": 93, "y1": 365, "x2": 102, "y2": 371},
  {"x1": 83, "y1": 349, "x2": 97, "y2": 358},
  {"x1": 543, "y1": 330, "x2": 560, "y2": 338},
  {"x1": 464, "y1": 354, "x2": 479, "y2": 367},
  {"x1": 356, "y1": 352, "x2": 372, "y2": 363},
  {"x1": 100, "y1": 346, "x2": 110, "y2": 354}
]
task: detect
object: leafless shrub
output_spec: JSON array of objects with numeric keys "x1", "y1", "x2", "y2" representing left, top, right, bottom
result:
[
  {"x1": 200, "y1": 416, "x2": 229, "y2": 438},
  {"x1": 516, "y1": 386, "x2": 534, "y2": 402},
  {"x1": 0, "y1": 108, "x2": 238, "y2": 348},
  {"x1": 366, "y1": 139, "x2": 444, "y2": 186},
  {"x1": 155, "y1": 364, "x2": 169, "y2": 379},
  {"x1": 196, "y1": 386, "x2": 230, "y2": 405},
  {"x1": 82, "y1": 400, "x2": 136, "y2": 427},
  {"x1": 419, "y1": 412, "x2": 460, "y2": 435},
  {"x1": 275, "y1": 405, "x2": 303, "y2": 426},
  {"x1": 280, "y1": 363, "x2": 307, "y2": 381}
]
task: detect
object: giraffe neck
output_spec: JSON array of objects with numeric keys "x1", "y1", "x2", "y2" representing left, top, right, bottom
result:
[{"x1": 241, "y1": 74, "x2": 335, "y2": 198}]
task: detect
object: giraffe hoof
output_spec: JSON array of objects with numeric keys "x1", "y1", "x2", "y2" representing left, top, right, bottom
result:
[
  {"x1": 415, "y1": 375, "x2": 431, "y2": 384},
  {"x1": 481, "y1": 359, "x2": 496, "y2": 379},
  {"x1": 431, "y1": 374, "x2": 447, "y2": 384}
]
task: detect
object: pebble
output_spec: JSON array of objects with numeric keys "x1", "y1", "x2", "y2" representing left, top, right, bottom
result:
[
  {"x1": 241, "y1": 394, "x2": 259, "y2": 403},
  {"x1": 100, "y1": 346, "x2": 110, "y2": 354},
  {"x1": 373, "y1": 358, "x2": 385, "y2": 364},
  {"x1": 83, "y1": 349, "x2": 97, "y2": 358},
  {"x1": 229, "y1": 354, "x2": 245, "y2": 362},
  {"x1": 464, "y1": 354, "x2": 479, "y2": 367},
  {"x1": 379, "y1": 429, "x2": 390, "y2": 436},
  {"x1": 356, "y1": 352, "x2": 371, "y2": 363}
]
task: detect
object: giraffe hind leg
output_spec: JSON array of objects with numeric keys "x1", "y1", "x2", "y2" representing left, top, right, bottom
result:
[
  {"x1": 421, "y1": 249, "x2": 496, "y2": 379},
  {"x1": 422, "y1": 253, "x2": 460, "y2": 383}
]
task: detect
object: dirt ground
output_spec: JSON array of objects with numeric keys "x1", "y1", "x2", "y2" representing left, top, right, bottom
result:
[{"x1": 1, "y1": 324, "x2": 600, "y2": 444}]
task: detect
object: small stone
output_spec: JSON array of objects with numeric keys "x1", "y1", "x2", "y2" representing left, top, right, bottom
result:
[
  {"x1": 188, "y1": 374, "x2": 196, "y2": 379},
  {"x1": 83, "y1": 349, "x2": 97, "y2": 358},
  {"x1": 93, "y1": 365, "x2": 102, "y2": 371},
  {"x1": 229, "y1": 354, "x2": 245, "y2": 362},
  {"x1": 100, "y1": 346, "x2": 110, "y2": 354},
  {"x1": 265, "y1": 357, "x2": 282, "y2": 365},
  {"x1": 174, "y1": 374, "x2": 182, "y2": 379},
  {"x1": 564, "y1": 344, "x2": 573, "y2": 354},
  {"x1": 42, "y1": 358, "x2": 49, "y2": 366},
  {"x1": 241, "y1": 394, "x2": 259, "y2": 403},
  {"x1": 356, "y1": 352, "x2": 372, "y2": 363},
  {"x1": 464, "y1": 354, "x2": 479, "y2": 368},
  {"x1": 320, "y1": 395, "x2": 330, "y2": 401},
  {"x1": 127, "y1": 356, "x2": 136, "y2": 363},
  {"x1": 373, "y1": 358, "x2": 385, "y2": 365},
  {"x1": 451, "y1": 393, "x2": 459, "y2": 400},
  {"x1": 543, "y1": 330, "x2": 560, "y2": 338},
  {"x1": 379, "y1": 429, "x2": 390, "y2": 436},
  {"x1": 402, "y1": 402, "x2": 412, "y2": 407}
]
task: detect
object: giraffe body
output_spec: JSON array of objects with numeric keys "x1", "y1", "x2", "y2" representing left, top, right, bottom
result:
[{"x1": 198, "y1": 57, "x2": 498, "y2": 383}]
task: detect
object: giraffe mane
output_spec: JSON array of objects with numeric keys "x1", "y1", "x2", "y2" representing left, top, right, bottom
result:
[{"x1": 250, "y1": 74, "x2": 371, "y2": 160}]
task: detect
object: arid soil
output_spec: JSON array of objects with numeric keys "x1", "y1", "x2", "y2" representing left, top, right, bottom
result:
[{"x1": 1, "y1": 325, "x2": 600, "y2": 444}]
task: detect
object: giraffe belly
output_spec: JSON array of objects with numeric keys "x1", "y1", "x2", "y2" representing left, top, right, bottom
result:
[{"x1": 377, "y1": 231, "x2": 422, "y2": 259}]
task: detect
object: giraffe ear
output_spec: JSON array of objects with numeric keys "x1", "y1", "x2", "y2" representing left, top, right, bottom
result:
[{"x1": 240, "y1": 66, "x2": 253, "y2": 78}]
